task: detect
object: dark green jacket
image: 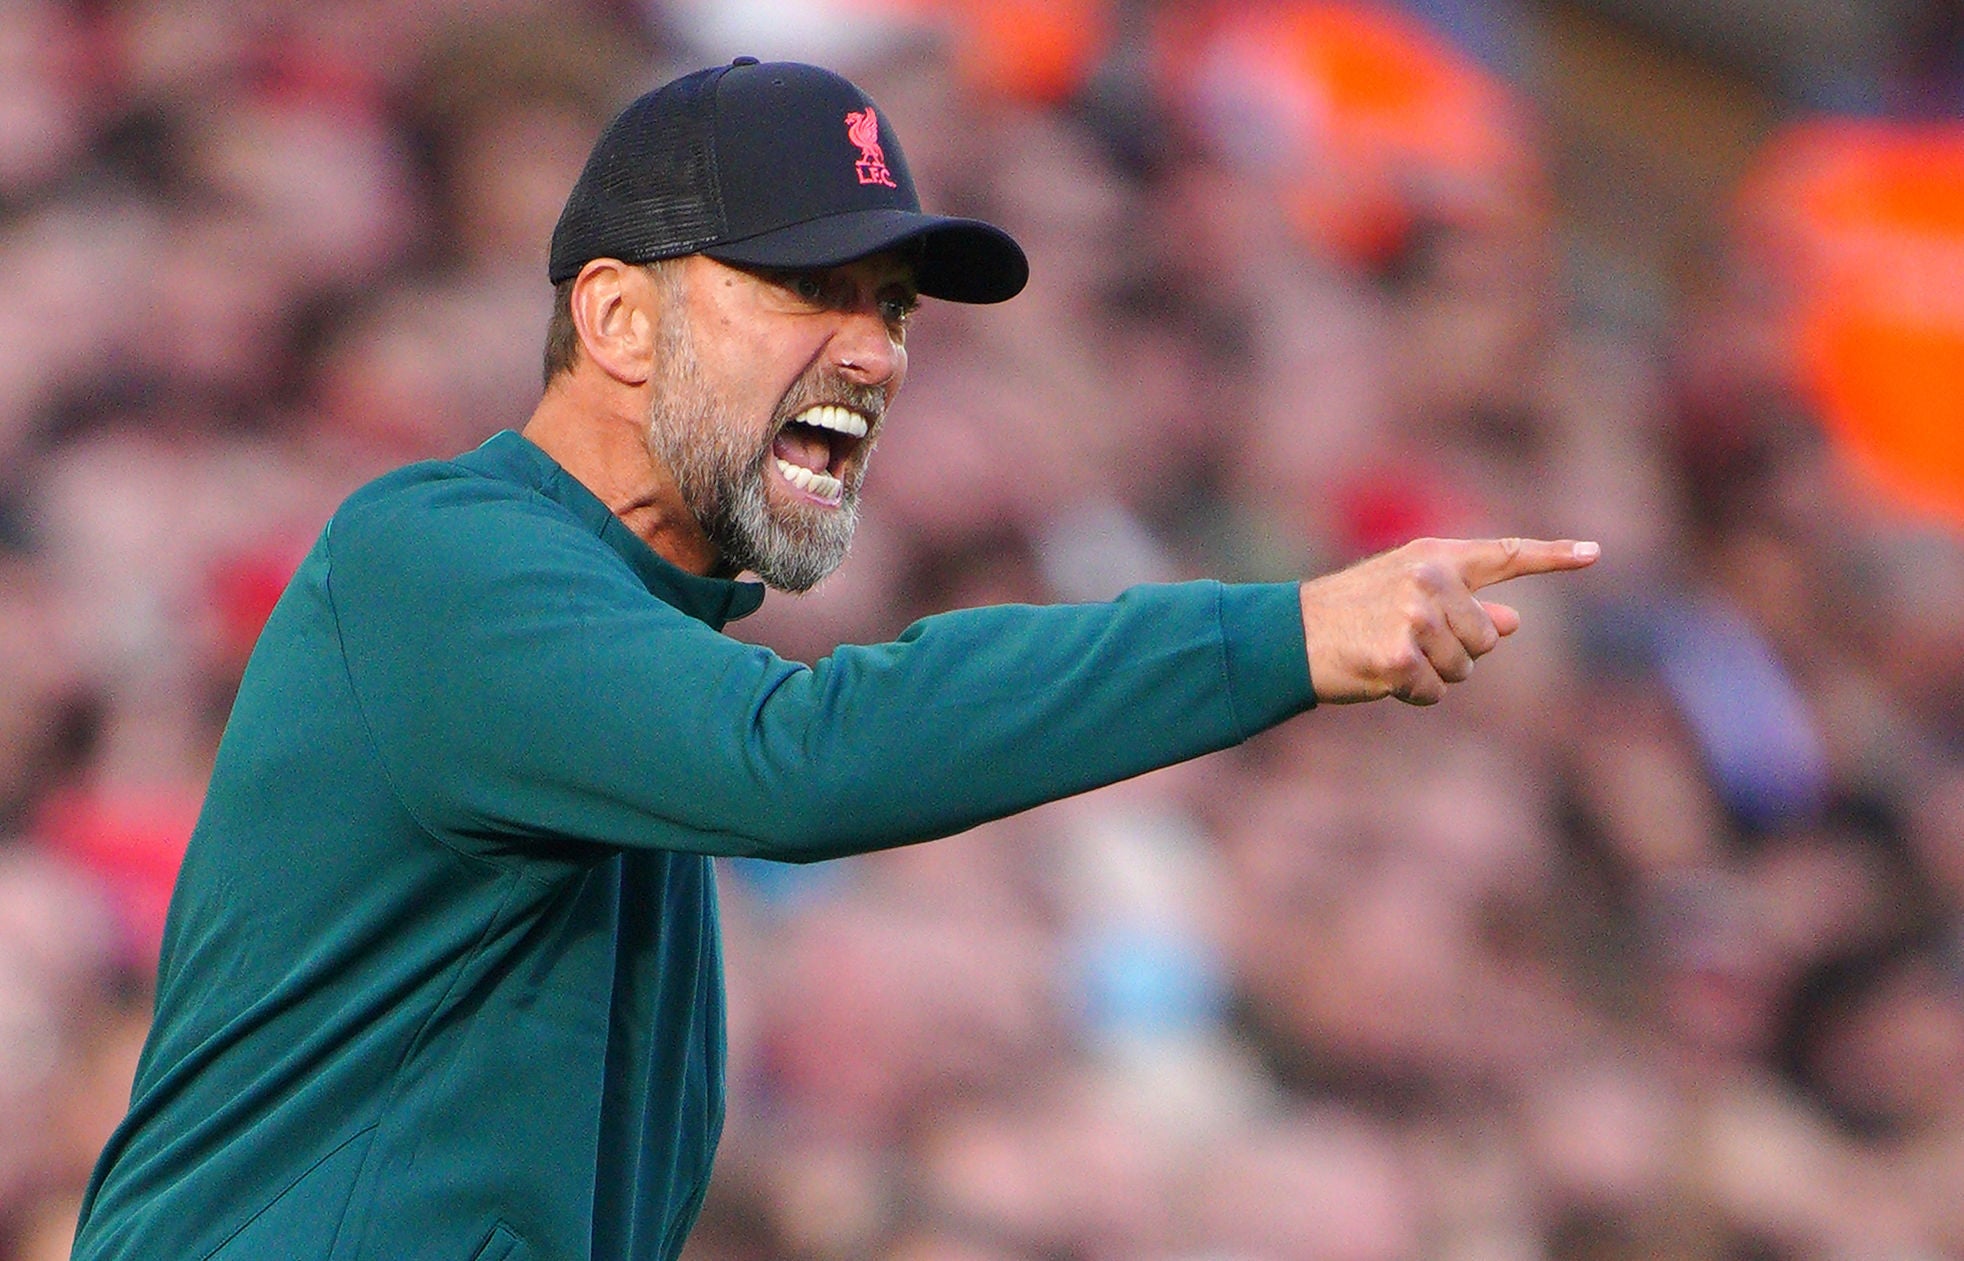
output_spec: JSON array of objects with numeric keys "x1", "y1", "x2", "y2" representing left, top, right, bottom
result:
[{"x1": 72, "y1": 431, "x2": 1314, "y2": 1261}]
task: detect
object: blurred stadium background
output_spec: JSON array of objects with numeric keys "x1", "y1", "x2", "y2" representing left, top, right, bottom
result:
[{"x1": 5, "y1": 1, "x2": 1964, "y2": 1258}]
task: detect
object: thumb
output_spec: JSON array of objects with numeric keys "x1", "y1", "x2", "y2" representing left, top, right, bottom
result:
[{"x1": 1482, "y1": 601, "x2": 1521, "y2": 636}]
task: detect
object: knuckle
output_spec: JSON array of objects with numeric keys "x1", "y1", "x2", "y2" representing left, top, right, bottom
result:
[
  {"x1": 1410, "y1": 562, "x2": 1447, "y2": 595},
  {"x1": 1386, "y1": 641, "x2": 1423, "y2": 676},
  {"x1": 1394, "y1": 539, "x2": 1439, "y2": 568},
  {"x1": 1400, "y1": 680, "x2": 1443, "y2": 706}
]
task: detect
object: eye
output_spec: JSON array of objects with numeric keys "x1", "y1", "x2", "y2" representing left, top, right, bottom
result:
[
  {"x1": 787, "y1": 273, "x2": 826, "y2": 303},
  {"x1": 879, "y1": 290, "x2": 920, "y2": 326}
]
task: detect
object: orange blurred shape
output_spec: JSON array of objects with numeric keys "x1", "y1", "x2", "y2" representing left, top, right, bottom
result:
[
  {"x1": 846, "y1": 0, "x2": 1115, "y2": 103},
  {"x1": 1153, "y1": 0, "x2": 1535, "y2": 263},
  {"x1": 1740, "y1": 121, "x2": 1964, "y2": 527}
]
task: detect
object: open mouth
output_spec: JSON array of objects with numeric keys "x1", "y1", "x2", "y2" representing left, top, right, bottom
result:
[{"x1": 771, "y1": 404, "x2": 870, "y2": 506}]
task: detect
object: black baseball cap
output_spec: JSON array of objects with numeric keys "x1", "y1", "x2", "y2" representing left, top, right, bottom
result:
[{"x1": 548, "y1": 58, "x2": 1028, "y2": 304}]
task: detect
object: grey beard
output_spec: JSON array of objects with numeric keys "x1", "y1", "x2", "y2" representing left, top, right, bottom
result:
[
  {"x1": 689, "y1": 427, "x2": 860, "y2": 593},
  {"x1": 644, "y1": 320, "x2": 863, "y2": 593}
]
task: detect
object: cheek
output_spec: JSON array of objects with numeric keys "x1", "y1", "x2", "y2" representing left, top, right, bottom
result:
[{"x1": 703, "y1": 333, "x2": 810, "y2": 414}]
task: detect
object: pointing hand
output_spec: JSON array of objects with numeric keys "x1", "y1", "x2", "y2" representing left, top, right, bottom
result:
[{"x1": 1298, "y1": 537, "x2": 1599, "y2": 706}]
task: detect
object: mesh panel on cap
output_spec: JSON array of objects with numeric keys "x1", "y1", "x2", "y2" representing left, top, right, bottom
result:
[{"x1": 548, "y1": 69, "x2": 728, "y2": 282}]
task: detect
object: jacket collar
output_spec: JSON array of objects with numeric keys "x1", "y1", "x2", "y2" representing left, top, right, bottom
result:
[{"x1": 458, "y1": 430, "x2": 766, "y2": 629}]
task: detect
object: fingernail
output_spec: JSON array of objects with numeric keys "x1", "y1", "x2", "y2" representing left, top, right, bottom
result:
[{"x1": 1574, "y1": 541, "x2": 1600, "y2": 560}]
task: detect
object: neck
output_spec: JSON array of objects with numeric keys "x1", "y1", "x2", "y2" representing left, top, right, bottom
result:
[{"x1": 521, "y1": 375, "x2": 722, "y2": 577}]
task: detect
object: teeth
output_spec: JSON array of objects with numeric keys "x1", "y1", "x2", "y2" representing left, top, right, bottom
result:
[
  {"x1": 792, "y1": 404, "x2": 869, "y2": 438},
  {"x1": 775, "y1": 457, "x2": 844, "y2": 504}
]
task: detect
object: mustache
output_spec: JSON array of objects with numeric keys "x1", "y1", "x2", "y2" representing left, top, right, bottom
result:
[{"x1": 772, "y1": 376, "x2": 889, "y2": 430}]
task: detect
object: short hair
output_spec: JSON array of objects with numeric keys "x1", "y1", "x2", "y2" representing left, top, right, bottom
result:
[
  {"x1": 540, "y1": 260, "x2": 684, "y2": 387},
  {"x1": 541, "y1": 277, "x2": 581, "y2": 386}
]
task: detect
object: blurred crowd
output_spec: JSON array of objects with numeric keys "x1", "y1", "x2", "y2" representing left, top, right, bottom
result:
[{"x1": 4, "y1": 1, "x2": 1964, "y2": 1259}]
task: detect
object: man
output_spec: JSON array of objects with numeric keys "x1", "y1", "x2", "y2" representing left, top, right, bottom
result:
[{"x1": 72, "y1": 59, "x2": 1595, "y2": 1261}]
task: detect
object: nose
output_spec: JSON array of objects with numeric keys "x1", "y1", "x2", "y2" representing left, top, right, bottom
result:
[{"x1": 828, "y1": 307, "x2": 906, "y2": 393}]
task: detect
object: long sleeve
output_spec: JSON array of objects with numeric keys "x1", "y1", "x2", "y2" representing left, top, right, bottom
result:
[{"x1": 325, "y1": 471, "x2": 1313, "y2": 864}]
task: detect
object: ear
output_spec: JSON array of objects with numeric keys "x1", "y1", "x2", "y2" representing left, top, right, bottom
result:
[{"x1": 569, "y1": 259, "x2": 663, "y2": 386}]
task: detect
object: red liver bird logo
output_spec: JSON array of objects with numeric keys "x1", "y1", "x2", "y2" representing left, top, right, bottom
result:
[{"x1": 845, "y1": 108, "x2": 897, "y2": 188}]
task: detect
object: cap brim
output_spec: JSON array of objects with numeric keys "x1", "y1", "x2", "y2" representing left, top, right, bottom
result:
[{"x1": 703, "y1": 208, "x2": 1028, "y2": 304}]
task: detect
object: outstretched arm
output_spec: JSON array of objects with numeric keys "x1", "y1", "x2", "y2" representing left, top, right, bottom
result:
[{"x1": 1299, "y1": 537, "x2": 1600, "y2": 706}]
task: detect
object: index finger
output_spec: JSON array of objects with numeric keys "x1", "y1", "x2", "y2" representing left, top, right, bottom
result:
[{"x1": 1450, "y1": 537, "x2": 1600, "y2": 591}]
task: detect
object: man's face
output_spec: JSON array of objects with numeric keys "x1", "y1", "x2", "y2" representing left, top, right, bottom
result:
[{"x1": 644, "y1": 253, "x2": 915, "y2": 592}]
